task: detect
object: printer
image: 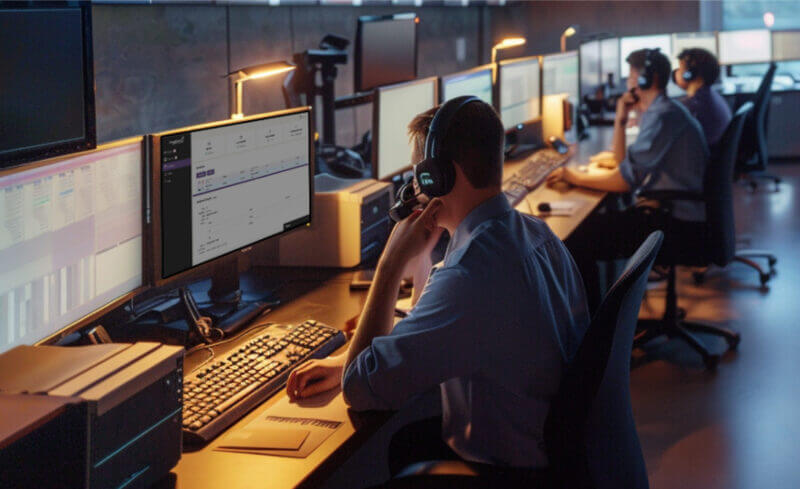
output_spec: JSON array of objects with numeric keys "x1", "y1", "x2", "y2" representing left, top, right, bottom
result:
[
  {"x1": 0, "y1": 342, "x2": 184, "y2": 489},
  {"x1": 270, "y1": 174, "x2": 394, "y2": 268}
]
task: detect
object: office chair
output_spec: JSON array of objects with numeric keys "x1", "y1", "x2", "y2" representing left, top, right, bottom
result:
[
  {"x1": 736, "y1": 62, "x2": 781, "y2": 191},
  {"x1": 634, "y1": 103, "x2": 753, "y2": 369},
  {"x1": 387, "y1": 232, "x2": 663, "y2": 489}
]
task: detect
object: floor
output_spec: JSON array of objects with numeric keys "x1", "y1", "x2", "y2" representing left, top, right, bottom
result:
[{"x1": 633, "y1": 164, "x2": 800, "y2": 489}]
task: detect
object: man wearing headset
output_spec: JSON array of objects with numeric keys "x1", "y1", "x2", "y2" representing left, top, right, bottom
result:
[
  {"x1": 547, "y1": 48, "x2": 709, "y2": 311},
  {"x1": 286, "y1": 97, "x2": 589, "y2": 477},
  {"x1": 673, "y1": 48, "x2": 732, "y2": 149}
]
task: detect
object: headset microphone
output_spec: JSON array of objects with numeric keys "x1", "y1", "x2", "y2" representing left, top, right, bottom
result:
[{"x1": 389, "y1": 181, "x2": 421, "y2": 223}]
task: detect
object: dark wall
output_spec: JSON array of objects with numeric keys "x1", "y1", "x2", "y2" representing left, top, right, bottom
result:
[{"x1": 92, "y1": 2, "x2": 698, "y2": 144}]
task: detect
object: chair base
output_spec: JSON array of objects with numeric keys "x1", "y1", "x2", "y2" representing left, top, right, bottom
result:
[
  {"x1": 635, "y1": 311, "x2": 740, "y2": 370},
  {"x1": 739, "y1": 171, "x2": 781, "y2": 192},
  {"x1": 692, "y1": 251, "x2": 776, "y2": 287}
]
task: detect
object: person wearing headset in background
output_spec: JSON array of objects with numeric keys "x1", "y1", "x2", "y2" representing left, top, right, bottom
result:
[
  {"x1": 673, "y1": 47, "x2": 732, "y2": 151},
  {"x1": 286, "y1": 97, "x2": 589, "y2": 482},
  {"x1": 547, "y1": 48, "x2": 709, "y2": 311}
]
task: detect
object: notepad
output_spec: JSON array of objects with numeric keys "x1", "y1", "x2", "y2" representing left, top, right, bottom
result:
[{"x1": 217, "y1": 425, "x2": 310, "y2": 451}]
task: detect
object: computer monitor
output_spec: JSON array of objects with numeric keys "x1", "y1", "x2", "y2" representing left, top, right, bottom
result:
[
  {"x1": 440, "y1": 65, "x2": 494, "y2": 106},
  {"x1": 152, "y1": 108, "x2": 313, "y2": 290},
  {"x1": 497, "y1": 56, "x2": 541, "y2": 130},
  {"x1": 542, "y1": 51, "x2": 580, "y2": 102},
  {"x1": 772, "y1": 31, "x2": 800, "y2": 62},
  {"x1": 718, "y1": 29, "x2": 772, "y2": 65},
  {"x1": 372, "y1": 77, "x2": 438, "y2": 183},
  {"x1": 355, "y1": 13, "x2": 418, "y2": 92},
  {"x1": 600, "y1": 37, "x2": 621, "y2": 88},
  {"x1": 671, "y1": 32, "x2": 718, "y2": 65},
  {"x1": 0, "y1": 139, "x2": 144, "y2": 354},
  {"x1": 0, "y1": 4, "x2": 96, "y2": 168},
  {"x1": 580, "y1": 40, "x2": 602, "y2": 98},
  {"x1": 619, "y1": 34, "x2": 672, "y2": 78}
]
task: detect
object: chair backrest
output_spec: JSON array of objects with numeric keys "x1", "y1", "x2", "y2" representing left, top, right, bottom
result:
[
  {"x1": 705, "y1": 102, "x2": 754, "y2": 266},
  {"x1": 543, "y1": 231, "x2": 663, "y2": 489},
  {"x1": 738, "y1": 63, "x2": 776, "y2": 171}
]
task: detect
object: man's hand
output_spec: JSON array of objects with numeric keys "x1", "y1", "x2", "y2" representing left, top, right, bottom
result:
[
  {"x1": 286, "y1": 355, "x2": 345, "y2": 401},
  {"x1": 381, "y1": 198, "x2": 443, "y2": 272},
  {"x1": 590, "y1": 151, "x2": 618, "y2": 169},
  {"x1": 546, "y1": 166, "x2": 580, "y2": 186}
]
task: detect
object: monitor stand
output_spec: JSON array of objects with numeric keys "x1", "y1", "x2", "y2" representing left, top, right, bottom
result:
[{"x1": 190, "y1": 258, "x2": 280, "y2": 337}]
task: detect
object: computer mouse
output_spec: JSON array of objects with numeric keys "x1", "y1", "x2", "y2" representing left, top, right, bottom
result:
[
  {"x1": 548, "y1": 180, "x2": 573, "y2": 192},
  {"x1": 537, "y1": 202, "x2": 552, "y2": 213}
]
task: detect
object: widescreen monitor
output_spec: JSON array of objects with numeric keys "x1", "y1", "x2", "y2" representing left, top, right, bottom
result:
[
  {"x1": 772, "y1": 31, "x2": 800, "y2": 62},
  {"x1": 153, "y1": 108, "x2": 313, "y2": 284},
  {"x1": 372, "y1": 77, "x2": 438, "y2": 182},
  {"x1": 355, "y1": 13, "x2": 418, "y2": 92},
  {"x1": 619, "y1": 34, "x2": 672, "y2": 78},
  {"x1": 671, "y1": 32, "x2": 718, "y2": 65},
  {"x1": 498, "y1": 56, "x2": 541, "y2": 130},
  {"x1": 0, "y1": 139, "x2": 144, "y2": 353},
  {"x1": 0, "y1": 5, "x2": 96, "y2": 168},
  {"x1": 440, "y1": 65, "x2": 494, "y2": 106},
  {"x1": 718, "y1": 29, "x2": 772, "y2": 65},
  {"x1": 542, "y1": 51, "x2": 579, "y2": 102}
]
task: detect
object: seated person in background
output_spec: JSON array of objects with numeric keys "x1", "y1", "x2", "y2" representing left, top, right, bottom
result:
[
  {"x1": 673, "y1": 47, "x2": 732, "y2": 150},
  {"x1": 287, "y1": 99, "x2": 590, "y2": 481},
  {"x1": 547, "y1": 48, "x2": 710, "y2": 311}
]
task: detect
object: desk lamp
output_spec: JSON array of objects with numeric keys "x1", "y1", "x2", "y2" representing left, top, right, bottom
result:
[
  {"x1": 492, "y1": 37, "x2": 527, "y2": 82},
  {"x1": 561, "y1": 25, "x2": 578, "y2": 53},
  {"x1": 226, "y1": 60, "x2": 296, "y2": 119}
]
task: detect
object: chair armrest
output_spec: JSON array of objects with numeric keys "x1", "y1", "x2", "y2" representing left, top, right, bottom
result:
[{"x1": 637, "y1": 189, "x2": 705, "y2": 203}]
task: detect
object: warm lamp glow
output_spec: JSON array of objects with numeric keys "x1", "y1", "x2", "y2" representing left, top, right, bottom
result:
[
  {"x1": 560, "y1": 25, "x2": 579, "y2": 52},
  {"x1": 492, "y1": 37, "x2": 527, "y2": 82},
  {"x1": 226, "y1": 61, "x2": 296, "y2": 119}
]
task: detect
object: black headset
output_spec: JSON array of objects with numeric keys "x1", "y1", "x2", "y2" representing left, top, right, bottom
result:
[
  {"x1": 388, "y1": 95, "x2": 483, "y2": 222},
  {"x1": 637, "y1": 48, "x2": 660, "y2": 90}
]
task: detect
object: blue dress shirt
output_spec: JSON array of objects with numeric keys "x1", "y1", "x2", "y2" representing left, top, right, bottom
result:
[
  {"x1": 342, "y1": 194, "x2": 590, "y2": 468},
  {"x1": 620, "y1": 94, "x2": 710, "y2": 221},
  {"x1": 680, "y1": 85, "x2": 733, "y2": 149}
]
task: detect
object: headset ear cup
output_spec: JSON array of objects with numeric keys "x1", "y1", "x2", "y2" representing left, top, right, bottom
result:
[
  {"x1": 683, "y1": 69, "x2": 694, "y2": 81},
  {"x1": 415, "y1": 158, "x2": 444, "y2": 197}
]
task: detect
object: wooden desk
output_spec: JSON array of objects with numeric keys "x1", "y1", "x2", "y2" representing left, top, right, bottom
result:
[
  {"x1": 160, "y1": 127, "x2": 616, "y2": 489},
  {"x1": 504, "y1": 126, "x2": 613, "y2": 240}
]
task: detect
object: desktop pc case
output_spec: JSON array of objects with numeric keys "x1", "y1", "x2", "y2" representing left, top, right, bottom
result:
[
  {"x1": 265, "y1": 174, "x2": 394, "y2": 268},
  {"x1": 0, "y1": 343, "x2": 184, "y2": 489}
]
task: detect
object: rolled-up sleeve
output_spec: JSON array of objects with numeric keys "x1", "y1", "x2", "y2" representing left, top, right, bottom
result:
[
  {"x1": 619, "y1": 115, "x2": 674, "y2": 189},
  {"x1": 342, "y1": 266, "x2": 485, "y2": 411}
]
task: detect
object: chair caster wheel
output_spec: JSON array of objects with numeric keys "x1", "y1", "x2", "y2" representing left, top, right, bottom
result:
[
  {"x1": 704, "y1": 354, "x2": 720, "y2": 370},
  {"x1": 726, "y1": 333, "x2": 741, "y2": 350},
  {"x1": 693, "y1": 272, "x2": 705, "y2": 284}
]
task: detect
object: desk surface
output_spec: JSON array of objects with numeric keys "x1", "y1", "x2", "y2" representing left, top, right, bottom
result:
[{"x1": 159, "y1": 127, "x2": 614, "y2": 489}]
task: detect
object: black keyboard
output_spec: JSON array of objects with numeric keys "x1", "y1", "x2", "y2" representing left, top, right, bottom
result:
[
  {"x1": 182, "y1": 320, "x2": 345, "y2": 445},
  {"x1": 502, "y1": 148, "x2": 570, "y2": 206}
]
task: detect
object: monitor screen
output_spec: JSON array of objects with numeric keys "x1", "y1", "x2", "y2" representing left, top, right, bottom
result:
[
  {"x1": 619, "y1": 34, "x2": 672, "y2": 78},
  {"x1": 671, "y1": 32, "x2": 718, "y2": 66},
  {"x1": 355, "y1": 13, "x2": 418, "y2": 92},
  {"x1": 0, "y1": 6, "x2": 95, "y2": 168},
  {"x1": 158, "y1": 110, "x2": 313, "y2": 280},
  {"x1": 374, "y1": 78, "x2": 438, "y2": 181},
  {"x1": 0, "y1": 141, "x2": 143, "y2": 354},
  {"x1": 441, "y1": 67, "x2": 493, "y2": 105},
  {"x1": 718, "y1": 30, "x2": 771, "y2": 65},
  {"x1": 772, "y1": 31, "x2": 800, "y2": 62},
  {"x1": 498, "y1": 57, "x2": 541, "y2": 129},
  {"x1": 600, "y1": 37, "x2": 621, "y2": 87},
  {"x1": 542, "y1": 52, "x2": 579, "y2": 102},
  {"x1": 580, "y1": 40, "x2": 601, "y2": 97}
]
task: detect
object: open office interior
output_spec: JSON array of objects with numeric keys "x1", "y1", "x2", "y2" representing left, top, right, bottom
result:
[{"x1": 1, "y1": 1, "x2": 800, "y2": 489}]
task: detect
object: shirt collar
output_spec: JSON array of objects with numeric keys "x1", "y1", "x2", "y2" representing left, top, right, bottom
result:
[{"x1": 445, "y1": 193, "x2": 511, "y2": 259}]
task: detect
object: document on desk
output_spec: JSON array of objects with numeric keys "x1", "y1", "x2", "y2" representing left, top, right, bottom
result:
[{"x1": 214, "y1": 390, "x2": 345, "y2": 458}]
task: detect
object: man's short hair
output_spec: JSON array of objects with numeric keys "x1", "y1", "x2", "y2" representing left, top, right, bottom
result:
[
  {"x1": 407, "y1": 102, "x2": 504, "y2": 188},
  {"x1": 677, "y1": 48, "x2": 721, "y2": 85},
  {"x1": 626, "y1": 48, "x2": 672, "y2": 91}
]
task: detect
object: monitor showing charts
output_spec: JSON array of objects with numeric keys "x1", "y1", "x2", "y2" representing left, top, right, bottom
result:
[
  {"x1": 718, "y1": 29, "x2": 771, "y2": 65},
  {"x1": 440, "y1": 65, "x2": 494, "y2": 105},
  {"x1": 498, "y1": 56, "x2": 541, "y2": 130},
  {"x1": 772, "y1": 31, "x2": 800, "y2": 62},
  {"x1": 619, "y1": 34, "x2": 672, "y2": 78},
  {"x1": 542, "y1": 51, "x2": 579, "y2": 103},
  {"x1": 0, "y1": 139, "x2": 144, "y2": 353},
  {"x1": 373, "y1": 77, "x2": 438, "y2": 181},
  {"x1": 156, "y1": 109, "x2": 313, "y2": 281}
]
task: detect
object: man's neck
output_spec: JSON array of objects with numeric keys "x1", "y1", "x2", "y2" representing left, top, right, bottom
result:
[
  {"x1": 638, "y1": 89, "x2": 662, "y2": 112},
  {"x1": 687, "y1": 80, "x2": 705, "y2": 97},
  {"x1": 442, "y1": 188, "x2": 502, "y2": 235}
]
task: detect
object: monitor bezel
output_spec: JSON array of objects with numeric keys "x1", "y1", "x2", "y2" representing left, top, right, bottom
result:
[
  {"x1": 0, "y1": 2, "x2": 97, "y2": 170},
  {"x1": 497, "y1": 54, "x2": 544, "y2": 131},
  {"x1": 718, "y1": 29, "x2": 773, "y2": 66},
  {"x1": 149, "y1": 107, "x2": 315, "y2": 289},
  {"x1": 371, "y1": 76, "x2": 439, "y2": 184},
  {"x1": 0, "y1": 136, "x2": 148, "y2": 348},
  {"x1": 355, "y1": 12, "x2": 419, "y2": 93},
  {"x1": 439, "y1": 64, "x2": 496, "y2": 107}
]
